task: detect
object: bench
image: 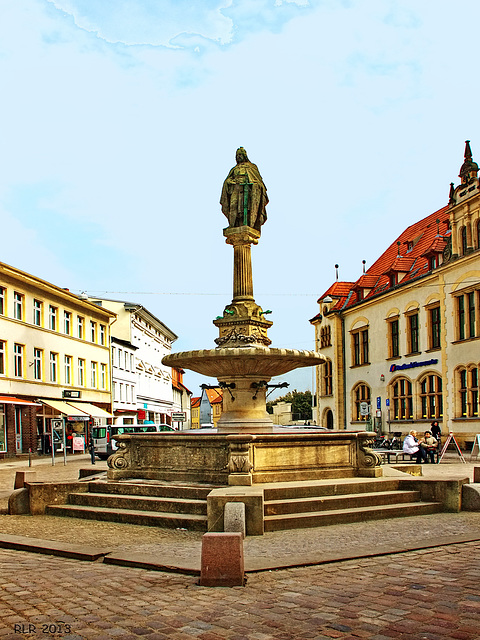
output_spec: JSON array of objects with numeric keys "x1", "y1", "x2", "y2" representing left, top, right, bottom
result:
[{"x1": 372, "y1": 449, "x2": 406, "y2": 464}]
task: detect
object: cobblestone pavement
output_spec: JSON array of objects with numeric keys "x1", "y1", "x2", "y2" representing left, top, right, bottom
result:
[{"x1": 0, "y1": 541, "x2": 479, "y2": 639}]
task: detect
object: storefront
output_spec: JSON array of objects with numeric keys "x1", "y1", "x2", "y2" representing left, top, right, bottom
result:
[
  {"x1": 38, "y1": 400, "x2": 112, "y2": 454},
  {"x1": 0, "y1": 396, "x2": 41, "y2": 458}
]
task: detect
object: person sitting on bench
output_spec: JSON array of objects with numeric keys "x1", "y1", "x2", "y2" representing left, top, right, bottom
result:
[
  {"x1": 403, "y1": 429, "x2": 426, "y2": 463},
  {"x1": 420, "y1": 430, "x2": 438, "y2": 464}
]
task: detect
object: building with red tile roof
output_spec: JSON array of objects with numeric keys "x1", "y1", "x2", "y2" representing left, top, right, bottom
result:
[{"x1": 311, "y1": 142, "x2": 480, "y2": 447}]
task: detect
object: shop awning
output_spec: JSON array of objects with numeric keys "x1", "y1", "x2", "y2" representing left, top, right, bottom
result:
[
  {"x1": 38, "y1": 399, "x2": 90, "y2": 417},
  {"x1": 0, "y1": 396, "x2": 41, "y2": 406},
  {"x1": 65, "y1": 402, "x2": 113, "y2": 419}
]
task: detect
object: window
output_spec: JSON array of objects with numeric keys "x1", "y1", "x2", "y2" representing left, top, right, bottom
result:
[
  {"x1": 130, "y1": 354, "x2": 134, "y2": 370},
  {"x1": 64, "y1": 311, "x2": 71, "y2": 335},
  {"x1": 458, "y1": 296, "x2": 465, "y2": 341},
  {"x1": 34, "y1": 348, "x2": 43, "y2": 380},
  {"x1": 0, "y1": 341, "x2": 5, "y2": 375},
  {"x1": 33, "y1": 300, "x2": 42, "y2": 326},
  {"x1": 49, "y1": 305, "x2": 57, "y2": 331},
  {"x1": 0, "y1": 288, "x2": 5, "y2": 315},
  {"x1": 49, "y1": 352, "x2": 58, "y2": 382},
  {"x1": 392, "y1": 378, "x2": 413, "y2": 420},
  {"x1": 319, "y1": 326, "x2": 331, "y2": 348},
  {"x1": 353, "y1": 384, "x2": 370, "y2": 421},
  {"x1": 99, "y1": 324, "x2": 106, "y2": 346},
  {"x1": 461, "y1": 225, "x2": 467, "y2": 255},
  {"x1": 420, "y1": 374, "x2": 443, "y2": 419},
  {"x1": 407, "y1": 312, "x2": 419, "y2": 353},
  {"x1": 78, "y1": 358, "x2": 85, "y2": 386},
  {"x1": 65, "y1": 356, "x2": 72, "y2": 385},
  {"x1": 111, "y1": 346, "x2": 116, "y2": 366},
  {"x1": 388, "y1": 318, "x2": 399, "y2": 358},
  {"x1": 91, "y1": 362, "x2": 97, "y2": 388},
  {"x1": 458, "y1": 367, "x2": 479, "y2": 418},
  {"x1": 14, "y1": 292, "x2": 24, "y2": 320},
  {"x1": 428, "y1": 305, "x2": 441, "y2": 350},
  {"x1": 90, "y1": 321, "x2": 96, "y2": 342},
  {"x1": 321, "y1": 360, "x2": 333, "y2": 396},
  {"x1": 14, "y1": 343, "x2": 23, "y2": 377},
  {"x1": 119, "y1": 383, "x2": 124, "y2": 402},
  {"x1": 456, "y1": 291, "x2": 478, "y2": 341},
  {"x1": 77, "y1": 316, "x2": 84, "y2": 339},
  {"x1": 352, "y1": 328, "x2": 369, "y2": 366},
  {"x1": 100, "y1": 363, "x2": 107, "y2": 389},
  {"x1": 125, "y1": 351, "x2": 129, "y2": 371},
  {"x1": 468, "y1": 292, "x2": 476, "y2": 338}
]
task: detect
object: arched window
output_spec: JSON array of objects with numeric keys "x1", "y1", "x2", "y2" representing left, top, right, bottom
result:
[
  {"x1": 353, "y1": 383, "x2": 370, "y2": 421},
  {"x1": 458, "y1": 367, "x2": 479, "y2": 417},
  {"x1": 392, "y1": 377, "x2": 413, "y2": 420},
  {"x1": 420, "y1": 374, "x2": 443, "y2": 419}
]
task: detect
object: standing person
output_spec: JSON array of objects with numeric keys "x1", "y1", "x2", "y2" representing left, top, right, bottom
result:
[
  {"x1": 403, "y1": 429, "x2": 426, "y2": 463},
  {"x1": 430, "y1": 420, "x2": 441, "y2": 442}
]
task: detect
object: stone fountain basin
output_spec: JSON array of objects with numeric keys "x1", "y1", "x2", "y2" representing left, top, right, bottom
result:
[{"x1": 162, "y1": 347, "x2": 325, "y2": 378}]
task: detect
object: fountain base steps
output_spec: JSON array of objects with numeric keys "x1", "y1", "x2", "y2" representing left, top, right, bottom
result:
[
  {"x1": 45, "y1": 480, "x2": 216, "y2": 531},
  {"x1": 262, "y1": 478, "x2": 442, "y2": 531},
  {"x1": 43, "y1": 477, "x2": 443, "y2": 533}
]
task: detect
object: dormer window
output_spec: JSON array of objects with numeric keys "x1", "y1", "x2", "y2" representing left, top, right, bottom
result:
[{"x1": 406, "y1": 241, "x2": 413, "y2": 253}]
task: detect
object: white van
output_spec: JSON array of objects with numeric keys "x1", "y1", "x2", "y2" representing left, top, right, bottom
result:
[{"x1": 92, "y1": 423, "x2": 176, "y2": 459}]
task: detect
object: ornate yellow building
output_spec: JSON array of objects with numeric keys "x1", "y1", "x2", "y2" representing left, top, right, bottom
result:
[{"x1": 311, "y1": 142, "x2": 480, "y2": 448}]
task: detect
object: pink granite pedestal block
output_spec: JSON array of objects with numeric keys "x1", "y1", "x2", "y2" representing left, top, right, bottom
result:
[{"x1": 200, "y1": 532, "x2": 244, "y2": 587}]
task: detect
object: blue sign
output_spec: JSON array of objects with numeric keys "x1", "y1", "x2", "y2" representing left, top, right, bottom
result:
[
  {"x1": 386, "y1": 399, "x2": 390, "y2": 407},
  {"x1": 389, "y1": 358, "x2": 438, "y2": 373},
  {"x1": 376, "y1": 397, "x2": 381, "y2": 409}
]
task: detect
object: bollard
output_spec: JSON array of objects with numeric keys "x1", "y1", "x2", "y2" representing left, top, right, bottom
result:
[
  {"x1": 14, "y1": 471, "x2": 37, "y2": 490},
  {"x1": 224, "y1": 502, "x2": 246, "y2": 539},
  {"x1": 200, "y1": 532, "x2": 244, "y2": 587}
]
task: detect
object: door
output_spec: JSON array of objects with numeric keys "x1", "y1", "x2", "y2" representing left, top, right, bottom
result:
[{"x1": 15, "y1": 407, "x2": 22, "y2": 453}]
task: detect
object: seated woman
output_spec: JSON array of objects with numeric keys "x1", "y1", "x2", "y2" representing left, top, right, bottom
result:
[
  {"x1": 420, "y1": 430, "x2": 438, "y2": 463},
  {"x1": 402, "y1": 429, "x2": 426, "y2": 463}
]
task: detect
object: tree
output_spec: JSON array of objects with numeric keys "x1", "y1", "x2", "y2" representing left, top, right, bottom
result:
[{"x1": 266, "y1": 389, "x2": 313, "y2": 421}]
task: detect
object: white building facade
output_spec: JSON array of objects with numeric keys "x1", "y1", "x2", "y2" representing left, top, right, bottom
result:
[{"x1": 90, "y1": 298, "x2": 178, "y2": 424}]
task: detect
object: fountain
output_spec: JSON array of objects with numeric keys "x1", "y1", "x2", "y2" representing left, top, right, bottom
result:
[
  {"x1": 107, "y1": 149, "x2": 381, "y2": 489},
  {"x1": 163, "y1": 147, "x2": 324, "y2": 432}
]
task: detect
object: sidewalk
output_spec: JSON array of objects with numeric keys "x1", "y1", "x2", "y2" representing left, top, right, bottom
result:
[{"x1": 0, "y1": 455, "x2": 478, "y2": 576}]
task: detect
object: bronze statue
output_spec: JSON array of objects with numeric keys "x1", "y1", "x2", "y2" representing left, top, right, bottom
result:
[{"x1": 220, "y1": 147, "x2": 268, "y2": 230}]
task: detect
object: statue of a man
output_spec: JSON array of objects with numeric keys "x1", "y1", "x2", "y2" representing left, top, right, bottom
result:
[{"x1": 220, "y1": 147, "x2": 268, "y2": 230}]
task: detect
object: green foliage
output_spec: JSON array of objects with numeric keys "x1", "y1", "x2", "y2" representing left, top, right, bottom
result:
[{"x1": 266, "y1": 389, "x2": 313, "y2": 421}]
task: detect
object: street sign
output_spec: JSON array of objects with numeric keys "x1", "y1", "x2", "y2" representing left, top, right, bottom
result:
[
  {"x1": 172, "y1": 412, "x2": 186, "y2": 421},
  {"x1": 386, "y1": 399, "x2": 390, "y2": 407},
  {"x1": 376, "y1": 397, "x2": 381, "y2": 409}
]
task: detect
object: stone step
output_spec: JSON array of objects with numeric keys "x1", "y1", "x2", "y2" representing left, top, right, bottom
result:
[
  {"x1": 263, "y1": 479, "x2": 401, "y2": 501},
  {"x1": 264, "y1": 490, "x2": 422, "y2": 516},
  {"x1": 69, "y1": 492, "x2": 208, "y2": 515},
  {"x1": 89, "y1": 480, "x2": 215, "y2": 500},
  {"x1": 45, "y1": 504, "x2": 208, "y2": 531},
  {"x1": 264, "y1": 501, "x2": 442, "y2": 532}
]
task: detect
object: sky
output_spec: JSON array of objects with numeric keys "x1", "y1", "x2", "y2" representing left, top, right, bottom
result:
[{"x1": 1, "y1": 0, "x2": 479, "y2": 399}]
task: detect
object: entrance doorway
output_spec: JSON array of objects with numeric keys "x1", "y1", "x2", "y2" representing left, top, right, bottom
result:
[
  {"x1": 15, "y1": 407, "x2": 22, "y2": 453},
  {"x1": 326, "y1": 409, "x2": 334, "y2": 430}
]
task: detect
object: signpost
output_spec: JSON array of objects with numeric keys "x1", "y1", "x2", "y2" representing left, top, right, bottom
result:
[{"x1": 172, "y1": 412, "x2": 186, "y2": 421}]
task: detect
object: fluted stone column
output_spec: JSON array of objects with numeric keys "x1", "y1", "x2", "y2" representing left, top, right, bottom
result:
[{"x1": 224, "y1": 226, "x2": 260, "y2": 303}]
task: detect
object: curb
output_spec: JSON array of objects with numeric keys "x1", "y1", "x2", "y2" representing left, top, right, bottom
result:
[{"x1": 1, "y1": 532, "x2": 479, "y2": 576}]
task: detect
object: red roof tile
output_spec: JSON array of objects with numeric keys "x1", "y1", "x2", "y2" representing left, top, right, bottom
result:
[{"x1": 317, "y1": 205, "x2": 451, "y2": 312}]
